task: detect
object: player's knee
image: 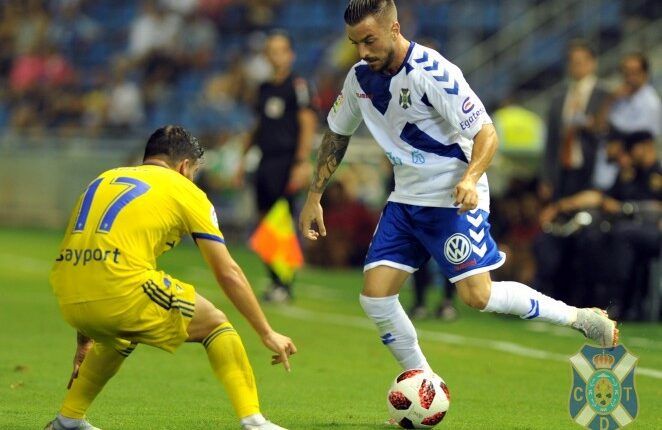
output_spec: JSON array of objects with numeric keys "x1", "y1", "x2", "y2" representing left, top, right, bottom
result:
[
  {"x1": 208, "y1": 307, "x2": 228, "y2": 328},
  {"x1": 457, "y1": 281, "x2": 491, "y2": 310}
]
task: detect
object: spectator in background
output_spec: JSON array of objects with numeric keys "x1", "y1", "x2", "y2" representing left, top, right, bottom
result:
[
  {"x1": 47, "y1": 0, "x2": 100, "y2": 60},
  {"x1": 8, "y1": 41, "x2": 77, "y2": 133},
  {"x1": 235, "y1": 31, "x2": 317, "y2": 303},
  {"x1": 244, "y1": 0, "x2": 281, "y2": 30},
  {"x1": 491, "y1": 179, "x2": 542, "y2": 287},
  {"x1": 314, "y1": 70, "x2": 343, "y2": 118},
  {"x1": 128, "y1": 0, "x2": 182, "y2": 61},
  {"x1": 43, "y1": 44, "x2": 82, "y2": 134},
  {"x1": 160, "y1": 0, "x2": 199, "y2": 15},
  {"x1": 242, "y1": 32, "x2": 274, "y2": 96},
  {"x1": 198, "y1": 0, "x2": 234, "y2": 22},
  {"x1": 178, "y1": 8, "x2": 218, "y2": 71},
  {"x1": 540, "y1": 40, "x2": 609, "y2": 201},
  {"x1": 609, "y1": 53, "x2": 661, "y2": 138},
  {"x1": 182, "y1": 68, "x2": 252, "y2": 136},
  {"x1": 537, "y1": 131, "x2": 660, "y2": 318},
  {"x1": 11, "y1": 0, "x2": 49, "y2": 57},
  {"x1": 0, "y1": 2, "x2": 18, "y2": 79},
  {"x1": 105, "y1": 58, "x2": 145, "y2": 133}
]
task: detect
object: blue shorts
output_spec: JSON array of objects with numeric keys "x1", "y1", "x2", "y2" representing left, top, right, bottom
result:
[{"x1": 364, "y1": 202, "x2": 505, "y2": 283}]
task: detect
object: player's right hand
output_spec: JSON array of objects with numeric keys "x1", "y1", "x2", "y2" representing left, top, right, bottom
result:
[
  {"x1": 454, "y1": 178, "x2": 479, "y2": 213},
  {"x1": 68, "y1": 333, "x2": 94, "y2": 389},
  {"x1": 299, "y1": 194, "x2": 326, "y2": 240},
  {"x1": 261, "y1": 331, "x2": 297, "y2": 372}
]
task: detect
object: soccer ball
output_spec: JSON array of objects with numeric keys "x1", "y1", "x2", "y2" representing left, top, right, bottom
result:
[{"x1": 387, "y1": 369, "x2": 450, "y2": 428}]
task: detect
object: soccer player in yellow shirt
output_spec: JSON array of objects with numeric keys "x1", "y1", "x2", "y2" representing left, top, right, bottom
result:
[{"x1": 45, "y1": 126, "x2": 295, "y2": 430}]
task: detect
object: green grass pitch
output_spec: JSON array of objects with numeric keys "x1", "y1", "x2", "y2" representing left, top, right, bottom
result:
[{"x1": 1, "y1": 228, "x2": 661, "y2": 429}]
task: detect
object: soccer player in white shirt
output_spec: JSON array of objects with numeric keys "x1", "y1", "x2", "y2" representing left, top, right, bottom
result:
[{"x1": 299, "y1": 0, "x2": 618, "y2": 376}]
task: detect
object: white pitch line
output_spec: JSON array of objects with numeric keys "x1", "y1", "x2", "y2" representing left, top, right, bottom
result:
[
  {"x1": 271, "y1": 306, "x2": 662, "y2": 380},
  {"x1": 527, "y1": 322, "x2": 662, "y2": 350},
  {"x1": 3, "y1": 251, "x2": 662, "y2": 380}
]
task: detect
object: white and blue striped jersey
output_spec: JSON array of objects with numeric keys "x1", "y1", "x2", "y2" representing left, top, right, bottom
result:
[{"x1": 328, "y1": 42, "x2": 493, "y2": 210}]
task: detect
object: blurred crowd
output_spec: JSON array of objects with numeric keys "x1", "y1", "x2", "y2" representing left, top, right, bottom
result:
[
  {"x1": 493, "y1": 43, "x2": 661, "y2": 321},
  {"x1": 0, "y1": 0, "x2": 313, "y2": 138},
  {"x1": 0, "y1": 1, "x2": 659, "y2": 319}
]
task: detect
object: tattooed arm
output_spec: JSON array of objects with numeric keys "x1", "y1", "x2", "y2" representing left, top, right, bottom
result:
[
  {"x1": 299, "y1": 130, "x2": 351, "y2": 240},
  {"x1": 311, "y1": 130, "x2": 351, "y2": 192}
]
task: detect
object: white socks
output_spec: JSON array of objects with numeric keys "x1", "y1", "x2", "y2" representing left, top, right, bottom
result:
[
  {"x1": 358, "y1": 284, "x2": 575, "y2": 372},
  {"x1": 483, "y1": 281, "x2": 577, "y2": 325},
  {"x1": 359, "y1": 294, "x2": 431, "y2": 371}
]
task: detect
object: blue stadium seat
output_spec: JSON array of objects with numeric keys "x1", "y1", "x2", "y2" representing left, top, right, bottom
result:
[{"x1": 600, "y1": 0, "x2": 622, "y2": 29}]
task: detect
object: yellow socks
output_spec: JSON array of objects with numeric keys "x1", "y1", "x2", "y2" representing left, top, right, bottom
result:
[
  {"x1": 203, "y1": 322, "x2": 260, "y2": 418},
  {"x1": 60, "y1": 342, "x2": 129, "y2": 419},
  {"x1": 59, "y1": 324, "x2": 259, "y2": 421}
]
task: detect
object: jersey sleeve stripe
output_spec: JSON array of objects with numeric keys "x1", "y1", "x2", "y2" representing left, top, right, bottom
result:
[{"x1": 191, "y1": 232, "x2": 225, "y2": 244}]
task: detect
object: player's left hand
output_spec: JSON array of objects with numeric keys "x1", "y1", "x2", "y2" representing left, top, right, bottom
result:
[
  {"x1": 454, "y1": 178, "x2": 478, "y2": 213},
  {"x1": 261, "y1": 331, "x2": 297, "y2": 372},
  {"x1": 67, "y1": 333, "x2": 94, "y2": 389}
]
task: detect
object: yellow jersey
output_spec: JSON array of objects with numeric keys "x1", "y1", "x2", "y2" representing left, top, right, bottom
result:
[{"x1": 50, "y1": 165, "x2": 224, "y2": 304}]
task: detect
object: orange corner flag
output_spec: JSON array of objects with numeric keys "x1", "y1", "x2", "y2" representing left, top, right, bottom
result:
[{"x1": 249, "y1": 199, "x2": 303, "y2": 284}]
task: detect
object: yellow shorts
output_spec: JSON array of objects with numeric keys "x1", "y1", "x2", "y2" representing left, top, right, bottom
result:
[{"x1": 59, "y1": 272, "x2": 196, "y2": 354}]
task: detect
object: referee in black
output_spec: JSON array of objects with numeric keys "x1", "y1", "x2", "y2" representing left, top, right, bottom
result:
[{"x1": 236, "y1": 31, "x2": 318, "y2": 302}]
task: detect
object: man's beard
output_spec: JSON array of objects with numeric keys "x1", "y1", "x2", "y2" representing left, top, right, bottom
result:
[{"x1": 371, "y1": 48, "x2": 396, "y2": 74}]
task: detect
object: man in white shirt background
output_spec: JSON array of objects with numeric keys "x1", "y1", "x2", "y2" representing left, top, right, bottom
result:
[{"x1": 609, "y1": 52, "x2": 661, "y2": 138}]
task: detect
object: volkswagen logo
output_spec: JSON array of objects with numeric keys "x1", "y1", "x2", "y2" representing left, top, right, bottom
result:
[{"x1": 444, "y1": 233, "x2": 471, "y2": 264}]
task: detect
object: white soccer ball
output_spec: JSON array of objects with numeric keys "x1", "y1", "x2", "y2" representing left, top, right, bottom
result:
[{"x1": 387, "y1": 369, "x2": 450, "y2": 428}]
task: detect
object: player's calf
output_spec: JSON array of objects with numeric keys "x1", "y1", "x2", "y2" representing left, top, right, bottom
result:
[{"x1": 359, "y1": 294, "x2": 432, "y2": 372}]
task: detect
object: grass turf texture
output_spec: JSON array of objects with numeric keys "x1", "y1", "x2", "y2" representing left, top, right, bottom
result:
[{"x1": 0, "y1": 228, "x2": 661, "y2": 430}]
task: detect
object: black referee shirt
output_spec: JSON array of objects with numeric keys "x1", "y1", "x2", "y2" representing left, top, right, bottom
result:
[{"x1": 253, "y1": 74, "x2": 314, "y2": 158}]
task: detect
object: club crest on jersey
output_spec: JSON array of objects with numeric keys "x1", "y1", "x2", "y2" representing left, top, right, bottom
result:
[
  {"x1": 569, "y1": 344, "x2": 639, "y2": 429},
  {"x1": 332, "y1": 93, "x2": 344, "y2": 113},
  {"x1": 411, "y1": 150, "x2": 425, "y2": 164},
  {"x1": 444, "y1": 233, "x2": 471, "y2": 264},
  {"x1": 399, "y1": 88, "x2": 412, "y2": 109}
]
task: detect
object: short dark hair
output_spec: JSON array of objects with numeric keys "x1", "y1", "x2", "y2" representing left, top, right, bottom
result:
[
  {"x1": 623, "y1": 52, "x2": 649, "y2": 74},
  {"x1": 567, "y1": 39, "x2": 596, "y2": 59},
  {"x1": 344, "y1": 0, "x2": 395, "y2": 26},
  {"x1": 623, "y1": 130, "x2": 654, "y2": 150},
  {"x1": 143, "y1": 125, "x2": 204, "y2": 163}
]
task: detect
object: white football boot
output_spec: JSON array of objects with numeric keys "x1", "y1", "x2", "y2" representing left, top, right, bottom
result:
[
  {"x1": 572, "y1": 308, "x2": 619, "y2": 347},
  {"x1": 44, "y1": 417, "x2": 101, "y2": 430},
  {"x1": 242, "y1": 420, "x2": 288, "y2": 430}
]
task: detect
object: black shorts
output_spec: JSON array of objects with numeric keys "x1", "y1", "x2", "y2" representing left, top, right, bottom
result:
[{"x1": 256, "y1": 155, "x2": 295, "y2": 213}]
